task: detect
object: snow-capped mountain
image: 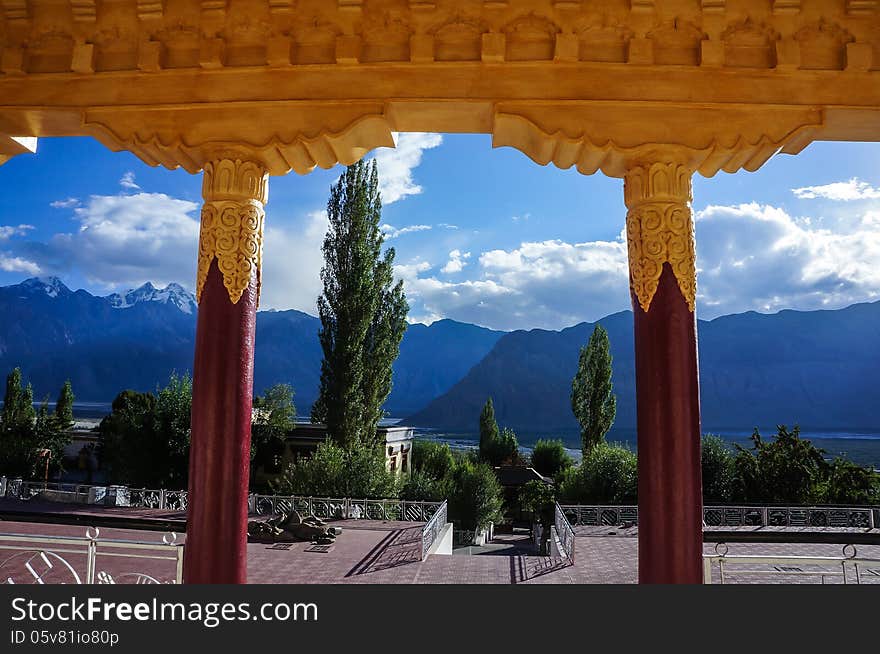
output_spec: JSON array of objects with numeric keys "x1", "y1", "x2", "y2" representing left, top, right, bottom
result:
[
  {"x1": 106, "y1": 282, "x2": 197, "y2": 315},
  {"x1": 16, "y1": 276, "x2": 72, "y2": 299}
]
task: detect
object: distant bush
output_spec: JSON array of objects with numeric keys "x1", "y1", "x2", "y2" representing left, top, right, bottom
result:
[
  {"x1": 821, "y1": 458, "x2": 879, "y2": 505},
  {"x1": 411, "y1": 440, "x2": 455, "y2": 480},
  {"x1": 701, "y1": 434, "x2": 736, "y2": 503},
  {"x1": 732, "y1": 425, "x2": 879, "y2": 505},
  {"x1": 734, "y1": 426, "x2": 828, "y2": 504},
  {"x1": 530, "y1": 439, "x2": 573, "y2": 479},
  {"x1": 447, "y1": 458, "x2": 504, "y2": 532},
  {"x1": 558, "y1": 443, "x2": 637, "y2": 504},
  {"x1": 518, "y1": 479, "x2": 556, "y2": 526},
  {"x1": 275, "y1": 439, "x2": 398, "y2": 499},
  {"x1": 399, "y1": 470, "x2": 445, "y2": 502}
]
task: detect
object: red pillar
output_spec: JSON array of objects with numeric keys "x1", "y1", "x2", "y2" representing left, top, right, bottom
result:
[
  {"x1": 624, "y1": 161, "x2": 703, "y2": 584},
  {"x1": 633, "y1": 264, "x2": 703, "y2": 583},
  {"x1": 184, "y1": 158, "x2": 267, "y2": 584}
]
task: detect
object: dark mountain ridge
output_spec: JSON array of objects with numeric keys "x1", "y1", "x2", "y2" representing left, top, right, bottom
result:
[
  {"x1": 406, "y1": 302, "x2": 880, "y2": 432},
  {"x1": 0, "y1": 277, "x2": 503, "y2": 414}
]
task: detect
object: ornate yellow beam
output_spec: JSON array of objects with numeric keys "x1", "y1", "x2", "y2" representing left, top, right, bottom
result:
[
  {"x1": 0, "y1": 0, "x2": 877, "y2": 175},
  {"x1": 0, "y1": 134, "x2": 36, "y2": 165}
]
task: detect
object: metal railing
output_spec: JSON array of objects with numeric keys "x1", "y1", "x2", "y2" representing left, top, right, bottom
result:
[
  {"x1": 421, "y1": 500, "x2": 448, "y2": 559},
  {"x1": 554, "y1": 503, "x2": 576, "y2": 563},
  {"x1": 703, "y1": 543, "x2": 880, "y2": 584},
  {"x1": 5, "y1": 480, "x2": 448, "y2": 522},
  {"x1": 127, "y1": 488, "x2": 189, "y2": 511},
  {"x1": 248, "y1": 494, "x2": 444, "y2": 522},
  {"x1": 0, "y1": 527, "x2": 184, "y2": 584},
  {"x1": 560, "y1": 504, "x2": 878, "y2": 529}
]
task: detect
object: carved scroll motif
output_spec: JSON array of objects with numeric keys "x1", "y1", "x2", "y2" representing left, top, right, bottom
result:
[
  {"x1": 624, "y1": 162, "x2": 696, "y2": 313},
  {"x1": 196, "y1": 159, "x2": 268, "y2": 305}
]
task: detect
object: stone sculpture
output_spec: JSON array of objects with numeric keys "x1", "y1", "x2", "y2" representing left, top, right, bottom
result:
[{"x1": 247, "y1": 509, "x2": 341, "y2": 544}]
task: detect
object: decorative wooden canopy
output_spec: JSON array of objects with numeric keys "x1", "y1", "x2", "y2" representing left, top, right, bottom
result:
[{"x1": 0, "y1": 0, "x2": 878, "y2": 177}]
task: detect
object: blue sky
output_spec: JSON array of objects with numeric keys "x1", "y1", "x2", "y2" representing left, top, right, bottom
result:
[{"x1": 1, "y1": 134, "x2": 879, "y2": 330}]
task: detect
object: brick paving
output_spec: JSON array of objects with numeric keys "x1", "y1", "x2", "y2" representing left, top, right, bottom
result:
[{"x1": 3, "y1": 517, "x2": 880, "y2": 584}]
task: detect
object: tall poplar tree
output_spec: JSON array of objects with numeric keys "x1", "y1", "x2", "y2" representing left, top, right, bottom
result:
[
  {"x1": 311, "y1": 159, "x2": 408, "y2": 448},
  {"x1": 478, "y1": 398, "x2": 500, "y2": 463},
  {"x1": 571, "y1": 324, "x2": 617, "y2": 457},
  {"x1": 55, "y1": 380, "x2": 75, "y2": 431}
]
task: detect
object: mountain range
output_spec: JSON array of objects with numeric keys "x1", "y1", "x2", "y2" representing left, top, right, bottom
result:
[
  {"x1": 2, "y1": 277, "x2": 879, "y2": 432},
  {"x1": 407, "y1": 302, "x2": 880, "y2": 432},
  {"x1": 0, "y1": 277, "x2": 502, "y2": 416}
]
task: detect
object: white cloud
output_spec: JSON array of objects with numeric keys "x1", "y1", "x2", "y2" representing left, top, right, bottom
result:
[
  {"x1": 260, "y1": 210, "x2": 328, "y2": 313},
  {"x1": 792, "y1": 178, "x2": 880, "y2": 201},
  {"x1": 397, "y1": 240, "x2": 630, "y2": 330},
  {"x1": 119, "y1": 171, "x2": 141, "y2": 191},
  {"x1": 381, "y1": 223, "x2": 433, "y2": 240},
  {"x1": 694, "y1": 202, "x2": 880, "y2": 314},
  {"x1": 0, "y1": 253, "x2": 40, "y2": 275},
  {"x1": 50, "y1": 198, "x2": 80, "y2": 209},
  {"x1": 24, "y1": 192, "x2": 201, "y2": 289},
  {"x1": 440, "y1": 250, "x2": 471, "y2": 274},
  {"x1": 395, "y1": 199, "x2": 880, "y2": 330},
  {"x1": 372, "y1": 132, "x2": 442, "y2": 204},
  {"x1": 512, "y1": 213, "x2": 531, "y2": 222},
  {"x1": 0, "y1": 224, "x2": 34, "y2": 240}
]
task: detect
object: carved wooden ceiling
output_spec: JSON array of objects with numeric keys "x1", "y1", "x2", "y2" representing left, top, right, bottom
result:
[{"x1": 0, "y1": 0, "x2": 878, "y2": 176}]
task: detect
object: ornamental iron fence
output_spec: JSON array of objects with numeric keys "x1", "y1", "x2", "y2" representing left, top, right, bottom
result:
[
  {"x1": 560, "y1": 504, "x2": 878, "y2": 529},
  {"x1": 554, "y1": 503, "x2": 576, "y2": 563},
  {"x1": 247, "y1": 494, "x2": 444, "y2": 523},
  {"x1": 3, "y1": 480, "x2": 447, "y2": 522},
  {"x1": 0, "y1": 527, "x2": 184, "y2": 584},
  {"x1": 703, "y1": 543, "x2": 880, "y2": 584},
  {"x1": 420, "y1": 500, "x2": 448, "y2": 560}
]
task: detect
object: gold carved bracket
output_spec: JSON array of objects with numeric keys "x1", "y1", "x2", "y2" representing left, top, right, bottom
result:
[
  {"x1": 624, "y1": 162, "x2": 696, "y2": 313},
  {"x1": 197, "y1": 158, "x2": 268, "y2": 306}
]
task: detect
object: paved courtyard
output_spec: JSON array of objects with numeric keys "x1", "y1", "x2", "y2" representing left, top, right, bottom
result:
[{"x1": 3, "y1": 518, "x2": 879, "y2": 584}]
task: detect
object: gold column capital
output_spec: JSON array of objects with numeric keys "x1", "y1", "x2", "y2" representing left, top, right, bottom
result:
[
  {"x1": 196, "y1": 158, "x2": 269, "y2": 305},
  {"x1": 624, "y1": 161, "x2": 696, "y2": 313}
]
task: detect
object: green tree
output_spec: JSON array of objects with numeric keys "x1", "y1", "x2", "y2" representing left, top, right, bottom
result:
[
  {"x1": 311, "y1": 159, "x2": 408, "y2": 448},
  {"x1": 2, "y1": 368, "x2": 34, "y2": 431},
  {"x1": 54, "y1": 380, "x2": 75, "y2": 431},
  {"x1": 489, "y1": 427, "x2": 520, "y2": 467},
  {"x1": 478, "y1": 397, "x2": 500, "y2": 463},
  {"x1": 99, "y1": 374, "x2": 192, "y2": 488},
  {"x1": 733, "y1": 426, "x2": 827, "y2": 504},
  {"x1": 0, "y1": 368, "x2": 34, "y2": 475},
  {"x1": 518, "y1": 479, "x2": 556, "y2": 526},
  {"x1": 822, "y1": 458, "x2": 879, "y2": 505},
  {"x1": 275, "y1": 439, "x2": 397, "y2": 499},
  {"x1": 251, "y1": 383, "x2": 297, "y2": 486},
  {"x1": 154, "y1": 372, "x2": 192, "y2": 488},
  {"x1": 558, "y1": 443, "x2": 637, "y2": 504},
  {"x1": 0, "y1": 369, "x2": 71, "y2": 479},
  {"x1": 530, "y1": 439, "x2": 574, "y2": 479},
  {"x1": 571, "y1": 324, "x2": 617, "y2": 457},
  {"x1": 411, "y1": 440, "x2": 455, "y2": 481},
  {"x1": 399, "y1": 470, "x2": 445, "y2": 501},
  {"x1": 447, "y1": 458, "x2": 504, "y2": 532},
  {"x1": 98, "y1": 390, "x2": 159, "y2": 486},
  {"x1": 701, "y1": 434, "x2": 736, "y2": 503}
]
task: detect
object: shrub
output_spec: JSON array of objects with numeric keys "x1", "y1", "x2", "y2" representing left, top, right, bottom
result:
[
  {"x1": 518, "y1": 479, "x2": 556, "y2": 526},
  {"x1": 447, "y1": 458, "x2": 504, "y2": 532},
  {"x1": 821, "y1": 458, "x2": 879, "y2": 505},
  {"x1": 411, "y1": 440, "x2": 455, "y2": 480},
  {"x1": 733, "y1": 426, "x2": 827, "y2": 504},
  {"x1": 399, "y1": 470, "x2": 445, "y2": 502},
  {"x1": 275, "y1": 439, "x2": 398, "y2": 499},
  {"x1": 558, "y1": 443, "x2": 637, "y2": 504},
  {"x1": 530, "y1": 439, "x2": 573, "y2": 479},
  {"x1": 701, "y1": 434, "x2": 736, "y2": 503}
]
